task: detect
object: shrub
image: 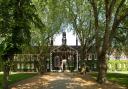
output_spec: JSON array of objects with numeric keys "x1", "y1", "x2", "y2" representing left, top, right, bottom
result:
[{"x1": 108, "y1": 60, "x2": 128, "y2": 71}]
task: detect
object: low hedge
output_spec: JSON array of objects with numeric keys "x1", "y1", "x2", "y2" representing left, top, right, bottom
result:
[
  {"x1": 108, "y1": 60, "x2": 128, "y2": 71},
  {"x1": 84, "y1": 60, "x2": 128, "y2": 72}
]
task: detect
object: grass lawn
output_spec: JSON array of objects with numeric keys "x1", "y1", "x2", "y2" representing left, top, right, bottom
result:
[
  {"x1": 0, "y1": 72, "x2": 37, "y2": 89},
  {"x1": 90, "y1": 72, "x2": 128, "y2": 88}
]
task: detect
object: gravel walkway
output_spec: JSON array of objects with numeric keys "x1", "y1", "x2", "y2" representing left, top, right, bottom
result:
[{"x1": 11, "y1": 72, "x2": 127, "y2": 89}]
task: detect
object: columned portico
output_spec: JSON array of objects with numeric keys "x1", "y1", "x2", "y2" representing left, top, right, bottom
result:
[{"x1": 49, "y1": 46, "x2": 79, "y2": 72}]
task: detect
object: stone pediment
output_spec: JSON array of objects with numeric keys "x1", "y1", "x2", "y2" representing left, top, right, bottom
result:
[{"x1": 51, "y1": 45, "x2": 77, "y2": 53}]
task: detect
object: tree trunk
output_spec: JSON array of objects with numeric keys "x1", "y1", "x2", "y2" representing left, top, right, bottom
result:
[
  {"x1": 80, "y1": 44, "x2": 85, "y2": 60},
  {"x1": 97, "y1": 54, "x2": 107, "y2": 84},
  {"x1": 3, "y1": 64, "x2": 9, "y2": 89}
]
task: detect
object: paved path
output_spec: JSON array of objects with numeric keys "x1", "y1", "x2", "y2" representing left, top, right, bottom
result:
[{"x1": 11, "y1": 73, "x2": 126, "y2": 89}]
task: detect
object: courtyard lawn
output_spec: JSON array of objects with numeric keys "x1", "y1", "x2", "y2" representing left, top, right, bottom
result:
[
  {"x1": 0, "y1": 72, "x2": 37, "y2": 89},
  {"x1": 90, "y1": 72, "x2": 128, "y2": 88}
]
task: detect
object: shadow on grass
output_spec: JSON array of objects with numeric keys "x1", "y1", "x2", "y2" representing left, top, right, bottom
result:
[
  {"x1": 0, "y1": 72, "x2": 37, "y2": 89},
  {"x1": 90, "y1": 72, "x2": 128, "y2": 88}
]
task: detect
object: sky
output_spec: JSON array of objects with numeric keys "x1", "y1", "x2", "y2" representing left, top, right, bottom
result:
[{"x1": 53, "y1": 30, "x2": 80, "y2": 46}]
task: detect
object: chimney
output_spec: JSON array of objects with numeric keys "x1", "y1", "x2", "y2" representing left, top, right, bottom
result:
[
  {"x1": 62, "y1": 32, "x2": 66, "y2": 45},
  {"x1": 50, "y1": 37, "x2": 53, "y2": 46},
  {"x1": 76, "y1": 37, "x2": 78, "y2": 46}
]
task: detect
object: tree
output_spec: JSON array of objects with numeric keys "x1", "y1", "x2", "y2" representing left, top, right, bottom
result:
[
  {"x1": 31, "y1": 0, "x2": 67, "y2": 73},
  {"x1": 0, "y1": 0, "x2": 44, "y2": 88},
  {"x1": 90, "y1": 0, "x2": 128, "y2": 83},
  {"x1": 60, "y1": 0, "x2": 96, "y2": 66}
]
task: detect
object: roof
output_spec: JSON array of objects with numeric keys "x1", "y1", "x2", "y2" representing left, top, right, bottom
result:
[{"x1": 51, "y1": 45, "x2": 78, "y2": 53}]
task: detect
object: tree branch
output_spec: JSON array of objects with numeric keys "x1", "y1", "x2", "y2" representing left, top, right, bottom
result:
[
  {"x1": 117, "y1": 26, "x2": 128, "y2": 29},
  {"x1": 110, "y1": 0, "x2": 128, "y2": 44},
  {"x1": 108, "y1": 0, "x2": 116, "y2": 19},
  {"x1": 112, "y1": 0, "x2": 126, "y2": 29},
  {"x1": 90, "y1": 0, "x2": 100, "y2": 55}
]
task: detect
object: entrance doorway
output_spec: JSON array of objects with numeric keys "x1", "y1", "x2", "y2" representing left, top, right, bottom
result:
[
  {"x1": 50, "y1": 45, "x2": 78, "y2": 72},
  {"x1": 61, "y1": 59, "x2": 67, "y2": 71}
]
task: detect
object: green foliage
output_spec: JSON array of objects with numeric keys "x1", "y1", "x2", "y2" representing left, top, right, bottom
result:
[
  {"x1": 0, "y1": 0, "x2": 127, "y2": 78},
  {"x1": 91, "y1": 72, "x2": 128, "y2": 88},
  {"x1": 0, "y1": 0, "x2": 45, "y2": 59},
  {"x1": 0, "y1": 1, "x2": 45, "y2": 88},
  {"x1": 107, "y1": 73, "x2": 128, "y2": 87},
  {"x1": 0, "y1": 73, "x2": 37, "y2": 89}
]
